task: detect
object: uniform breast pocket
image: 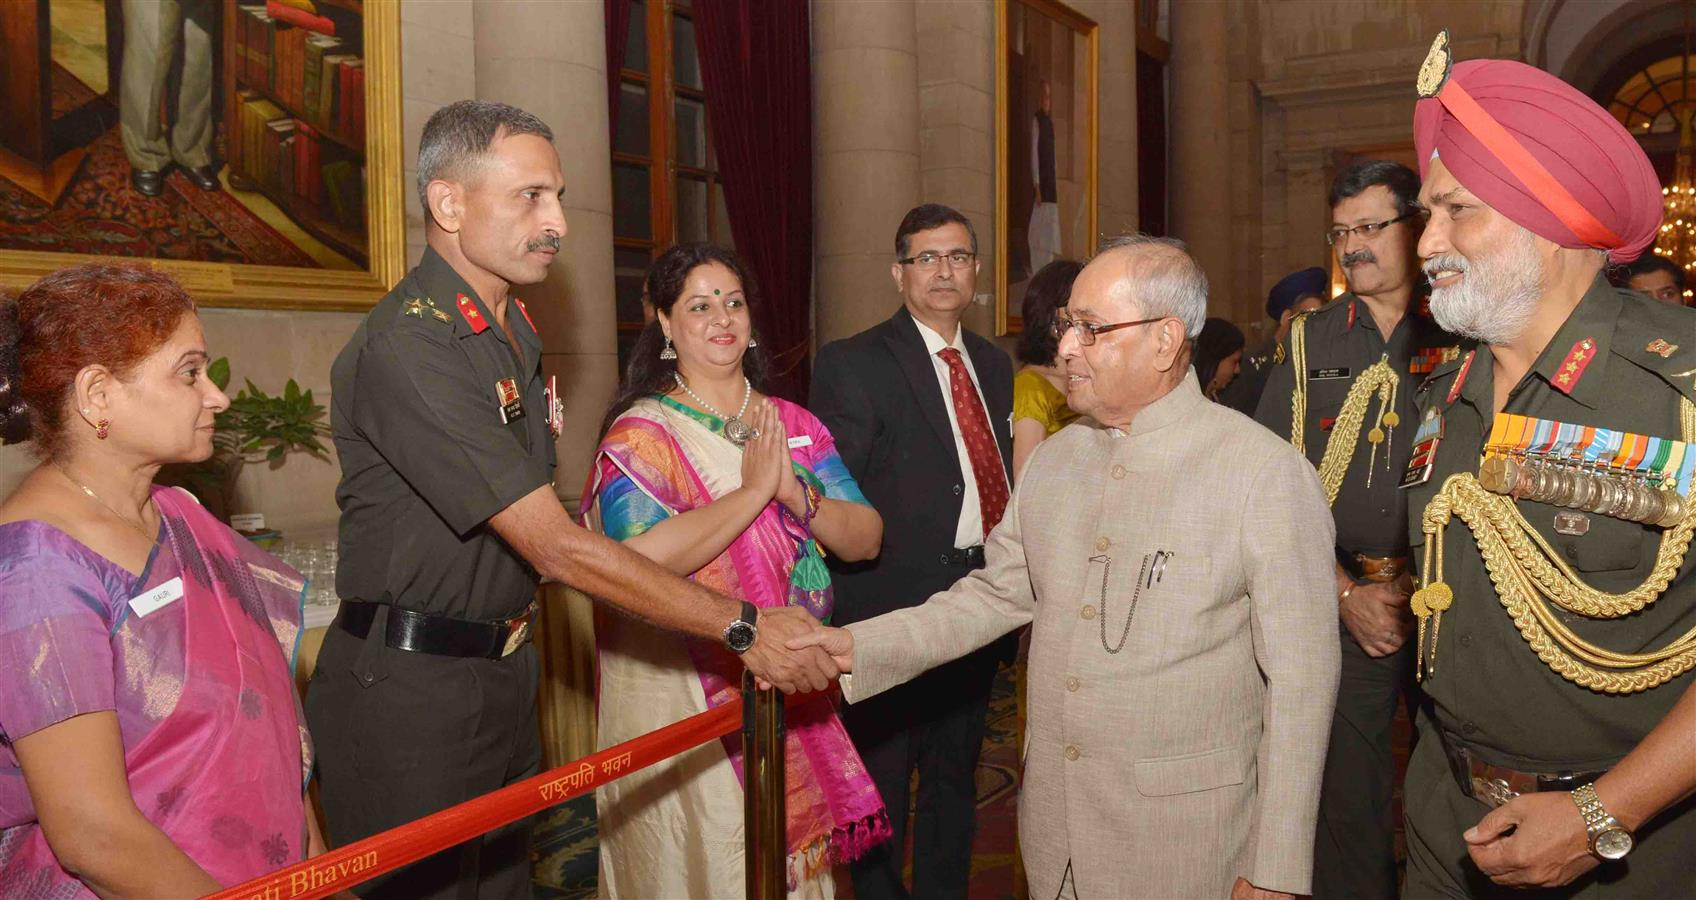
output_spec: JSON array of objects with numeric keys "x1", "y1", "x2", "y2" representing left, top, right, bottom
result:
[{"x1": 1535, "y1": 507, "x2": 1649, "y2": 574}]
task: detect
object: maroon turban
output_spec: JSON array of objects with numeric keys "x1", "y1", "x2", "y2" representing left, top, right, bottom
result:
[{"x1": 1414, "y1": 58, "x2": 1663, "y2": 263}]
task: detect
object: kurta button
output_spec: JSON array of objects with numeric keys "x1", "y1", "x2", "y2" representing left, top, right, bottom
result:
[
  {"x1": 1459, "y1": 634, "x2": 1472, "y2": 647},
  {"x1": 1081, "y1": 605, "x2": 1097, "y2": 620},
  {"x1": 1564, "y1": 545, "x2": 1578, "y2": 560},
  {"x1": 1066, "y1": 676, "x2": 1080, "y2": 692},
  {"x1": 1095, "y1": 537, "x2": 1110, "y2": 552},
  {"x1": 1110, "y1": 464, "x2": 1126, "y2": 480},
  {"x1": 1462, "y1": 721, "x2": 1477, "y2": 735},
  {"x1": 1065, "y1": 745, "x2": 1080, "y2": 761},
  {"x1": 940, "y1": 554, "x2": 949, "y2": 565},
  {"x1": 953, "y1": 484, "x2": 963, "y2": 496}
]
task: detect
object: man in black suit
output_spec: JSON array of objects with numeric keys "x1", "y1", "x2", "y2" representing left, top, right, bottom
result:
[{"x1": 811, "y1": 203, "x2": 1014, "y2": 900}]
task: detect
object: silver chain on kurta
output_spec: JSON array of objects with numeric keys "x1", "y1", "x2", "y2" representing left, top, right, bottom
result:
[{"x1": 1096, "y1": 553, "x2": 1154, "y2": 654}]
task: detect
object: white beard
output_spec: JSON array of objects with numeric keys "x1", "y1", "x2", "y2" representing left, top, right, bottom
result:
[{"x1": 1425, "y1": 228, "x2": 1542, "y2": 346}]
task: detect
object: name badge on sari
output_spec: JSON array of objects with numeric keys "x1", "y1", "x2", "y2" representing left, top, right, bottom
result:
[
  {"x1": 787, "y1": 435, "x2": 813, "y2": 449},
  {"x1": 130, "y1": 576, "x2": 185, "y2": 618},
  {"x1": 496, "y1": 377, "x2": 525, "y2": 423}
]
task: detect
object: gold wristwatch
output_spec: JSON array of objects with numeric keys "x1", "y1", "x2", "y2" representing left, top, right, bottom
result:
[{"x1": 1570, "y1": 782, "x2": 1633, "y2": 861}]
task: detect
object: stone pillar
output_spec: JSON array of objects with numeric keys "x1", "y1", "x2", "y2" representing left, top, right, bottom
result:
[
  {"x1": 916, "y1": 0, "x2": 995, "y2": 337},
  {"x1": 1167, "y1": 0, "x2": 1234, "y2": 316},
  {"x1": 814, "y1": 0, "x2": 921, "y2": 345},
  {"x1": 472, "y1": 0, "x2": 616, "y2": 500}
]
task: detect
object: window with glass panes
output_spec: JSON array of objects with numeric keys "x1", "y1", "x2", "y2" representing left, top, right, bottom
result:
[{"x1": 612, "y1": 0, "x2": 735, "y2": 371}]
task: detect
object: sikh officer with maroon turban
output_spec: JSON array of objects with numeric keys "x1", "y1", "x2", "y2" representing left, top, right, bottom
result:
[{"x1": 1398, "y1": 32, "x2": 1696, "y2": 898}]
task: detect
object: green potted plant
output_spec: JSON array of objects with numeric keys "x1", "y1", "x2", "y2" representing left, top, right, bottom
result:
[{"x1": 158, "y1": 357, "x2": 331, "y2": 526}]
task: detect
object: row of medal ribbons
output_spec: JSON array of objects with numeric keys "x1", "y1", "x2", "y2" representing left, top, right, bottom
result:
[{"x1": 1476, "y1": 413, "x2": 1694, "y2": 528}]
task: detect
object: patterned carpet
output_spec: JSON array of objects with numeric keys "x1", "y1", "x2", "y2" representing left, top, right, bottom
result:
[
  {"x1": 531, "y1": 664, "x2": 1026, "y2": 899},
  {"x1": 0, "y1": 65, "x2": 319, "y2": 266}
]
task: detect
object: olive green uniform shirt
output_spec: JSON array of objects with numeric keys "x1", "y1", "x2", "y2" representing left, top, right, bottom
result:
[
  {"x1": 329, "y1": 247, "x2": 556, "y2": 622},
  {"x1": 1255, "y1": 294, "x2": 1459, "y2": 559},
  {"x1": 1405, "y1": 277, "x2": 1696, "y2": 772}
]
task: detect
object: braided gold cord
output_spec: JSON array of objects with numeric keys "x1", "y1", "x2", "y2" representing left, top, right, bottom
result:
[
  {"x1": 1416, "y1": 395, "x2": 1696, "y2": 693},
  {"x1": 1314, "y1": 360, "x2": 1399, "y2": 507},
  {"x1": 1291, "y1": 316, "x2": 1308, "y2": 456}
]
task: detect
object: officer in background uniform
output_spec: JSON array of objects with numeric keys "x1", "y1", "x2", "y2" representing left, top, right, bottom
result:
[
  {"x1": 1220, "y1": 266, "x2": 1328, "y2": 415},
  {"x1": 1254, "y1": 159, "x2": 1456, "y2": 900},
  {"x1": 1400, "y1": 35, "x2": 1696, "y2": 897},
  {"x1": 306, "y1": 101, "x2": 837, "y2": 899}
]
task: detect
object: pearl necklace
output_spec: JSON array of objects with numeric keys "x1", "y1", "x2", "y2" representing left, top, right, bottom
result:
[{"x1": 673, "y1": 373, "x2": 755, "y2": 446}]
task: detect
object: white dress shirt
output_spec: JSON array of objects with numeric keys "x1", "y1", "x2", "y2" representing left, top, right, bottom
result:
[{"x1": 912, "y1": 317, "x2": 1007, "y2": 549}]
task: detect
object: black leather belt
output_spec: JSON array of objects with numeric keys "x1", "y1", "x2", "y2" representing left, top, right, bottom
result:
[
  {"x1": 938, "y1": 546, "x2": 986, "y2": 568},
  {"x1": 335, "y1": 601, "x2": 536, "y2": 660},
  {"x1": 1439, "y1": 729, "x2": 1606, "y2": 808}
]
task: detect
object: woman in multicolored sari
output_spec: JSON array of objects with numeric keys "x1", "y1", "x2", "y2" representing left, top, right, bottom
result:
[
  {"x1": 0, "y1": 266, "x2": 322, "y2": 896},
  {"x1": 584, "y1": 244, "x2": 889, "y2": 898}
]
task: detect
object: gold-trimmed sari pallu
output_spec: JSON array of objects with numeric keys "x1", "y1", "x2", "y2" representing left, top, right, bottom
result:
[{"x1": 1412, "y1": 397, "x2": 1696, "y2": 693}]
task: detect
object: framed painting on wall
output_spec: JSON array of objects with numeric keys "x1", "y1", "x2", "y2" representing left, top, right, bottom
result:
[
  {"x1": 0, "y1": 0, "x2": 403, "y2": 310},
  {"x1": 995, "y1": 0, "x2": 1098, "y2": 335}
]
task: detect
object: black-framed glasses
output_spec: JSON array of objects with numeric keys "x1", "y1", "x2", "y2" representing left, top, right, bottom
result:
[
  {"x1": 1324, "y1": 210, "x2": 1425, "y2": 246},
  {"x1": 1052, "y1": 313, "x2": 1165, "y2": 346},
  {"x1": 897, "y1": 250, "x2": 977, "y2": 270}
]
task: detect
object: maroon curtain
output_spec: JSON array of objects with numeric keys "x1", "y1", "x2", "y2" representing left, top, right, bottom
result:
[
  {"x1": 693, "y1": 0, "x2": 813, "y2": 402},
  {"x1": 605, "y1": 0, "x2": 634, "y2": 133}
]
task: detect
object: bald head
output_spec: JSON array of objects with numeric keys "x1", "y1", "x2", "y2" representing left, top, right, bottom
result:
[{"x1": 1087, "y1": 235, "x2": 1209, "y2": 338}]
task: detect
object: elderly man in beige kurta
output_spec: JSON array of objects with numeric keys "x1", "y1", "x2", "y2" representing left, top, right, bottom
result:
[{"x1": 795, "y1": 236, "x2": 1341, "y2": 900}]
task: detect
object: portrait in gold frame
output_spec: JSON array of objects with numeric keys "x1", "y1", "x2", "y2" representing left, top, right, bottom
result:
[
  {"x1": 0, "y1": 0, "x2": 403, "y2": 311},
  {"x1": 995, "y1": 0, "x2": 1098, "y2": 335}
]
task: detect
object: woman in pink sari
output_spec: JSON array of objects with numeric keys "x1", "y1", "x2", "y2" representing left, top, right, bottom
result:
[
  {"x1": 584, "y1": 244, "x2": 890, "y2": 898},
  {"x1": 0, "y1": 266, "x2": 321, "y2": 896}
]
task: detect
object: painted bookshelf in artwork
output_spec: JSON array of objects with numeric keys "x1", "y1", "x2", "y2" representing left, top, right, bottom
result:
[{"x1": 222, "y1": 0, "x2": 368, "y2": 267}]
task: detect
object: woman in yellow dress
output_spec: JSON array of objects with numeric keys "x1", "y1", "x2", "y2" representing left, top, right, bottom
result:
[{"x1": 1011, "y1": 259, "x2": 1084, "y2": 479}]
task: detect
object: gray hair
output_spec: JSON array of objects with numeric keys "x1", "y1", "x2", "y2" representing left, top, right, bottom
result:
[
  {"x1": 1094, "y1": 233, "x2": 1209, "y2": 338},
  {"x1": 416, "y1": 100, "x2": 554, "y2": 222}
]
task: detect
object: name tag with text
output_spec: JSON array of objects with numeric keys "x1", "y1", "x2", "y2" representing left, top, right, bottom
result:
[
  {"x1": 787, "y1": 436, "x2": 813, "y2": 449},
  {"x1": 129, "y1": 577, "x2": 185, "y2": 619}
]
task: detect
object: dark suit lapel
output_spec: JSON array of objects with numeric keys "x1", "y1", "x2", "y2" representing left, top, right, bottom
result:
[{"x1": 885, "y1": 308, "x2": 958, "y2": 454}]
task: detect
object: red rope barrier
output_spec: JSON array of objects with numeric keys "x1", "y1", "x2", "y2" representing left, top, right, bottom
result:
[{"x1": 206, "y1": 699, "x2": 743, "y2": 900}]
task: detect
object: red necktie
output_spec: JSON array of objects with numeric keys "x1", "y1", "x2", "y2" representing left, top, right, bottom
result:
[{"x1": 937, "y1": 348, "x2": 1009, "y2": 535}]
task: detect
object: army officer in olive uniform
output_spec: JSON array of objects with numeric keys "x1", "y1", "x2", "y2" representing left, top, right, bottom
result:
[
  {"x1": 307, "y1": 101, "x2": 838, "y2": 899},
  {"x1": 1255, "y1": 158, "x2": 1456, "y2": 900},
  {"x1": 1398, "y1": 40, "x2": 1696, "y2": 898}
]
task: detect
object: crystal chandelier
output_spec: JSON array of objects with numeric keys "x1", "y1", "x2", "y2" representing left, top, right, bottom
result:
[
  {"x1": 1655, "y1": 109, "x2": 1696, "y2": 277},
  {"x1": 1656, "y1": 4, "x2": 1696, "y2": 282}
]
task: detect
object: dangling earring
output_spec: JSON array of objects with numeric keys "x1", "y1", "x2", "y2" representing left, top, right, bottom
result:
[
  {"x1": 95, "y1": 419, "x2": 110, "y2": 440},
  {"x1": 747, "y1": 336, "x2": 759, "y2": 348},
  {"x1": 659, "y1": 336, "x2": 677, "y2": 360}
]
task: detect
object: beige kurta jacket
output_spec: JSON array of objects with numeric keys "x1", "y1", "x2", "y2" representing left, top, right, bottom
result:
[{"x1": 843, "y1": 373, "x2": 1340, "y2": 898}]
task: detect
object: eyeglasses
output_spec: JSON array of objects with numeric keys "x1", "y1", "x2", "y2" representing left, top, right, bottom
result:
[
  {"x1": 897, "y1": 251, "x2": 977, "y2": 270},
  {"x1": 1324, "y1": 210, "x2": 1425, "y2": 246},
  {"x1": 1052, "y1": 314, "x2": 1165, "y2": 346}
]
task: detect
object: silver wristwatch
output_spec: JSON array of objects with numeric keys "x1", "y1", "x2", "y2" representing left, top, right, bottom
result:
[{"x1": 1571, "y1": 782, "x2": 1633, "y2": 861}]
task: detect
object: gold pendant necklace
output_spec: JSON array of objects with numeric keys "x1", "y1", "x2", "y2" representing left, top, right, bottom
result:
[{"x1": 53, "y1": 464, "x2": 161, "y2": 547}]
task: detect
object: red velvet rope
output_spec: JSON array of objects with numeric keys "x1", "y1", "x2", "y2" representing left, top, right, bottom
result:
[{"x1": 205, "y1": 700, "x2": 743, "y2": 900}]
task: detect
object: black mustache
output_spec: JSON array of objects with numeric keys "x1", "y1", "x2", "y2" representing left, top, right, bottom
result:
[
  {"x1": 527, "y1": 234, "x2": 561, "y2": 253},
  {"x1": 1341, "y1": 250, "x2": 1376, "y2": 267}
]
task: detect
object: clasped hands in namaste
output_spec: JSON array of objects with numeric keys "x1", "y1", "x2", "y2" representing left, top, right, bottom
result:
[{"x1": 723, "y1": 400, "x2": 857, "y2": 694}]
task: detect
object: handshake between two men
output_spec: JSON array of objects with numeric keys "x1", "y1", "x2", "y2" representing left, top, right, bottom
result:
[{"x1": 739, "y1": 606, "x2": 854, "y2": 693}]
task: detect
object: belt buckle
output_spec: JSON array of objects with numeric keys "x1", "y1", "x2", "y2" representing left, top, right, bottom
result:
[
  {"x1": 1470, "y1": 774, "x2": 1520, "y2": 809},
  {"x1": 501, "y1": 607, "x2": 536, "y2": 658}
]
